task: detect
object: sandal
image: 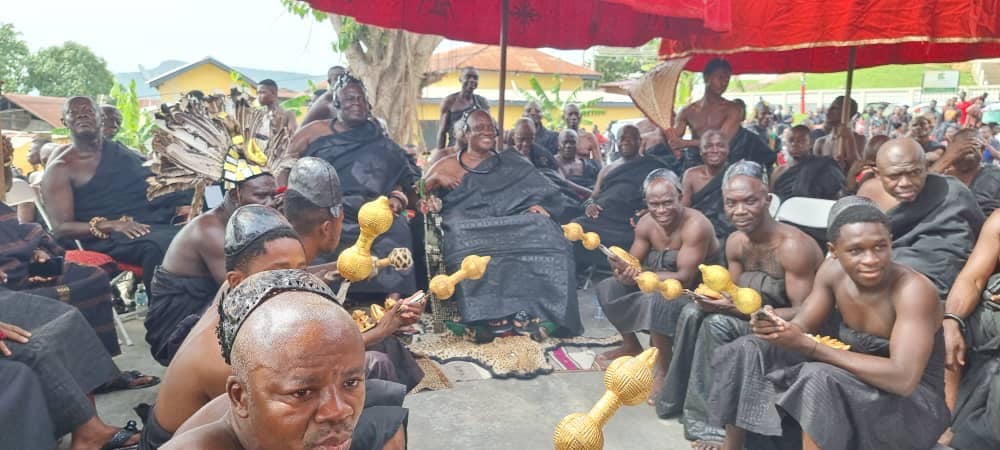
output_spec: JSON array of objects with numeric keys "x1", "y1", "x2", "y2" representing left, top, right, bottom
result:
[
  {"x1": 100, "y1": 420, "x2": 140, "y2": 450},
  {"x1": 94, "y1": 370, "x2": 160, "y2": 394}
]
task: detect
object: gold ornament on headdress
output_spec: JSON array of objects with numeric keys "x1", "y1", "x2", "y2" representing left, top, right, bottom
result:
[
  {"x1": 553, "y1": 348, "x2": 658, "y2": 450},
  {"x1": 146, "y1": 88, "x2": 293, "y2": 216}
]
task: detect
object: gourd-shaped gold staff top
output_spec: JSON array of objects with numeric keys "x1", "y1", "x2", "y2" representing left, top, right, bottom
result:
[
  {"x1": 553, "y1": 347, "x2": 658, "y2": 450},
  {"x1": 337, "y1": 197, "x2": 395, "y2": 282},
  {"x1": 429, "y1": 255, "x2": 491, "y2": 300},
  {"x1": 634, "y1": 272, "x2": 683, "y2": 300},
  {"x1": 562, "y1": 224, "x2": 641, "y2": 271},
  {"x1": 698, "y1": 264, "x2": 762, "y2": 315}
]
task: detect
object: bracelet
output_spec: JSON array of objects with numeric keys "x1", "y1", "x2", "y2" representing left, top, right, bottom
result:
[
  {"x1": 389, "y1": 190, "x2": 409, "y2": 209},
  {"x1": 582, "y1": 198, "x2": 595, "y2": 208},
  {"x1": 89, "y1": 217, "x2": 109, "y2": 239},
  {"x1": 119, "y1": 215, "x2": 133, "y2": 223},
  {"x1": 943, "y1": 313, "x2": 967, "y2": 333}
]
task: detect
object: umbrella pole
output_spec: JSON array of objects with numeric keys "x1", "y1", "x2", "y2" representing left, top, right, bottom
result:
[
  {"x1": 842, "y1": 47, "x2": 856, "y2": 127},
  {"x1": 497, "y1": 0, "x2": 509, "y2": 151}
]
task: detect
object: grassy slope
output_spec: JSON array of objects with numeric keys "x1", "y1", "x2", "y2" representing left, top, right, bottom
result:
[{"x1": 743, "y1": 64, "x2": 976, "y2": 92}]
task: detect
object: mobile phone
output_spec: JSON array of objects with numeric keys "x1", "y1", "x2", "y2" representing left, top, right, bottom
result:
[
  {"x1": 405, "y1": 292, "x2": 426, "y2": 305},
  {"x1": 753, "y1": 310, "x2": 769, "y2": 321},
  {"x1": 29, "y1": 256, "x2": 64, "y2": 278}
]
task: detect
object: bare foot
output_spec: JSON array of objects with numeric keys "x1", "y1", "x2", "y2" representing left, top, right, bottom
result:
[
  {"x1": 595, "y1": 346, "x2": 641, "y2": 370},
  {"x1": 938, "y1": 428, "x2": 954, "y2": 447},
  {"x1": 647, "y1": 370, "x2": 665, "y2": 405},
  {"x1": 691, "y1": 440, "x2": 723, "y2": 450}
]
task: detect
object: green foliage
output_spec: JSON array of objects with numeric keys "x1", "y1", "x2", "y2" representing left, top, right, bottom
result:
[
  {"x1": 517, "y1": 76, "x2": 605, "y2": 129},
  {"x1": 280, "y1": 95, "x2": 311, "y2": 117},
  {"x1": 109, "y1": 81, "x2": 155, "y2": 154},
  {"x1": 753, "y1": 64, "x2": 976, "y2": 92},
  {"x1": 26, "y1": 41, "x2": 114, "y2": 97},
  {"x1": 280, "y1": 0, "x2": 361, "y2": 53},
  {"x1": 0, "y1": 23, "x2": 30, "y2": 93},
  {"x1": 229, "y1": 71, "x2": 251, "y2": 92},
  {"x1": 591, "y1": 40, "x2": 659, "y2": 83}
]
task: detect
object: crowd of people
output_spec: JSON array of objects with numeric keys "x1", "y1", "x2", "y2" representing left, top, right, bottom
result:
[{"x1": 0, "y1": 55, "x2": 998, "y2": 450}]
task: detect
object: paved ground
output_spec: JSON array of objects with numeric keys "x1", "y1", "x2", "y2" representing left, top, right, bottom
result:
[{"x1": 93, "y1": 286, "x2": 694, "y2": 449}]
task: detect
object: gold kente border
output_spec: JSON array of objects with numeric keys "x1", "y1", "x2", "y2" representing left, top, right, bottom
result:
[{"x1": 660, "y1": 35, "x2": 1000, "y2": 60}]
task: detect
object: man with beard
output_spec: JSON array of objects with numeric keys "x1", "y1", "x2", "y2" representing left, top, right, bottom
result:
[
  {"x1": 813, "y1": 96, "x2": 867, "y2": 173},
  {"x1": 285, "y1": 74, "x2": 419, "y2": 298},
  {"x1": 708, "y1": 196, "x2": 948, "y2": 450},
  {"x1": 437, "y1": 67, "x2": 490, "y2": 149},
  {"x1": 931, "y1": 128, "x2": 1000, "y2": 216},
  {"x1": 423, "y1": 110, "x2": 580, "y2": 337},
  {"x1": 300, "y1": 65, "x2": 347, "y2": 126},
  {"x1": 524, "y1": 101, "x2": 559, "y2": 155},
  {"x1": 41, "y1": 97, "x2": 187, "y2": 292},
  {"x1": 659, "y1": 161, "x2": 823, "y2": 448},
  {"x1": 770, "y1": 125, "x2": 844, "y2": 200},
  {"x1": 911, "y1": 115, "x2": 945, "y2": 162},
  {"x1": 682, "y1": 130, "x2": 735, "y2": 243},
  {"x1": 595, "y1": 169, "x2": 720, "y2": 403},
  {"x1": 146, "y1": 169, "x2": 277, "y2": 366},
  {"x1": 163, "y1": 270, "x2": 406, "y2": 450},
  {"x1": 556, "y1": 129, "x2": 601, "y2": 189},
  {"x1": 563, "y1": 103, "x2": 602, "y2": 164}
]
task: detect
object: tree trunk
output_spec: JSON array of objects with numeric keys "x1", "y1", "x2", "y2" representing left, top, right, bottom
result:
[{"x1": 329, "y1": 17, "x2": 442, "y2": 146}]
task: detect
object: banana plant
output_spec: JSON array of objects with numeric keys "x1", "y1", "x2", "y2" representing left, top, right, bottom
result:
[
  {"x1": 108, "y1": 80, "x2": 155, "y2": 154},
  {"x1": 516, "y1": 75, "x2": 605, "y2": 129}
]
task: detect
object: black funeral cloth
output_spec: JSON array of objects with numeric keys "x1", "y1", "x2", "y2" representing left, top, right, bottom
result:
[
  {"x1": 0, "y1": 360, "x2": 56, "y2": 450},
  {"x1": 0, "y1": 202, "x2": 64, "y2": 285},
  {"x1": 72, "y1": 140, "x2": 181, "y2": 226},
  {"x1": 537, "y1": 125, "x2": 560, "y2": 155},
  {"x1": 730, "y1": 128, "x2": 778, "y2": 172},
  {"x1": 950, "y1": 302, "x2": 1000, "y2": 450},
  {"x1": 524, "y1": 143, "x2": 559, "y2": 171},
  {"x1": 145, "y1": 267, "x2": 220, "y2": 366},
  {"x1": 971, "y1": 165, "x2": 1000, "y2": 217},
  {"x1": 773, "y1": 156, "x2": 845, "y2": 200},
  {"x1": 441, "y1": 149, "x2": 565, "y2": 222},
  {"x1": 689, "y1": 168, "x2": 736, "y2": 241},
  {"x1": 888, "y1": 174, "x2": 984, "y2": 298},
  {"x1": 572, "y1": 149, "x2": 671, "y2": 249},
  {"x1": 352, "y1": 406, "x2": 408, "y2": 450},
  {"x1": 597, "y1": 249, "x2": 720, "y2": 338},
  {"x1": 367, "y1": 336, "x2": 425, "y2": 392},
  {"x1": 643, "y1": 142, "x2": 686, "y2": 178},
  {"x1": 138, "y1": 406, "x2": 173, "y2": 450},
  {"x1": 564, "y1": 158, "x2": 601, "y2": 189},
  {"x1": 709, "y1": 326, "x2": 949, "y2": 450},
  {"x1": 658, "y1": 271, "x2": 787, "y2": 423},
  {"x1": 0, "y1": 289, "x2": 120, "y2": 437}
]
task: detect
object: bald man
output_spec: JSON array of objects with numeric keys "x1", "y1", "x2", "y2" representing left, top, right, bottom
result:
[
  {"x1": 523, "y1": 101, "x2": 559, "y2": 155},
  {"x1": 163, "y1": 270, "x2": 406, "y2": 450},
  {"x1": 556, "y1": 129, "x2": 600, "y2": 189},
  {"x1": 860, "y1": 138, "x2": 983, "y2": 299}
]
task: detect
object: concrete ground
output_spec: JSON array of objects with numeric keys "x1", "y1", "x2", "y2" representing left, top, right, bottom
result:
[{"x1": 95, "y1": 286, "x2": 693, "y2": 449}]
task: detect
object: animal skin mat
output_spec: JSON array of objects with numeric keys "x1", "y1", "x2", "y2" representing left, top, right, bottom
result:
[{"x1": 408, "y1": 333, "x2": 623, "y2": 379}]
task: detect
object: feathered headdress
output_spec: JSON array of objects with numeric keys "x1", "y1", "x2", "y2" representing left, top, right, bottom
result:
[{"x1": 146, "y1": 88, "x2": 293, "y2": 214}]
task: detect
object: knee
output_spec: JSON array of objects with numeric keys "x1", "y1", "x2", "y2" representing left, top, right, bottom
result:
[
  {"x1": 383, "y1": 424, "x2": 407, "y2": 450},
  {"x1": 702, "y1": 314, "x2": 747, "y2": 342},
  {"x1": 677, "y1": 301, "x2": 704, "y2": 323},
  {"x1": 365, "y1": 351, "x2": 399, "y2": 382}
]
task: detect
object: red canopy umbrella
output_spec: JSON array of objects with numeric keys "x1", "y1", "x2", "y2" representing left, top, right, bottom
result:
[
  {"x1": 305, "y1": 0, "x2": 726, "y2": 134},
  {"x1": 657, "y1": 0, "x2": 1000, "y2": 136},
  {"x1": 658, "y1": 0, "x2": 1000, "y2": 74}
]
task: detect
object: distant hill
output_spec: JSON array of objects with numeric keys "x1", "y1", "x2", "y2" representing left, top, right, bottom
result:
[
  {"x1": 739, "y1": 63, "x2": 976, "y2": 92},
  {"x1": 115, "y1": 60, "x2": 324, "y2": 100}
]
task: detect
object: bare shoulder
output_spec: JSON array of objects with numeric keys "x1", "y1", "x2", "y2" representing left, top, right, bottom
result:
[
  {"x1": 682, "y1": 207, "x2": 714, "y2": 236},
  {"x1": 890, "y1": 264, "x2": 939, "y2": 302},
  {"x1": 441, "y1": 93, "x2": 459, "y2": 108},
  {"x1": 162, "y1": 420, "x2": 240, "y2": 450},
  {"x1": 681, "y1": 165, "x2": 701, "y2": 181},
  {"x1": 424, "y1": 154, "x2": 459, "y2": 177},
  {"x1": 634, "y1": 213, "x2": 657, "y2": 237},
  {"x1": 777, "y1": 223, "x2": 822, "y2": 263},
  {"x1": 296, "y1": 119, "x2": 331, "y2": 138}
]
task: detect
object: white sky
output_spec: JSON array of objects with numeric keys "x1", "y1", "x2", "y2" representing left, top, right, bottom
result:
[{"x1": 4, "y1": 0, "x2": 586, "y2": 75}]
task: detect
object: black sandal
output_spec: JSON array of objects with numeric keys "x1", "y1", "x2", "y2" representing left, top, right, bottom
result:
[
  {"x1": 100, "y1": 420, "x2": 140, "y2": 450},
  {"x1": 94, "y1": 370, "x2": 160, "y2": 394}
]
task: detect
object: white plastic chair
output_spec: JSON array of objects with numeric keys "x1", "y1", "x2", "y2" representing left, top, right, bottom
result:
[
  {"x1": 6, "y1": 179, "x2": 133, "y2": 346},
  {"x1": 775, "y1": 197, "x2": 836, "y2": 229},
  {"x1": 768, "y1": 193, "x2": 781, "y2": 218}
]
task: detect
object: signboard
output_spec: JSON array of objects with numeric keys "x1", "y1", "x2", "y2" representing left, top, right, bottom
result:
[{"x1": 922, "y1": 71, "x2": 960, "y2": 94}]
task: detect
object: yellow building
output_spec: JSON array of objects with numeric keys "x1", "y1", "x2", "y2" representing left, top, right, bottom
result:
[
  {"x1": 420, "y1": 44, "x2": 643, "y2": 149},
  {"x1": 148, "y1": 57, "x2": 257, "y2": 103}
]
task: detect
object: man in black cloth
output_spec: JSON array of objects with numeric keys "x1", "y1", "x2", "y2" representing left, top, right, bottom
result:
[
  {"x1": 563, "y1": 103, "x2": 602, "y2": 164},
  {"x1": 100, "y1": 104, "x2": 122, "y2": 140},
  {"x1": 930, "y1": 128, "x2": 1000, "y2": 216},
  {"x1": 146, "y1": 168, "x2": 277, "y2": 366},
  {"x1": 41, "y1": 96, "x2": 187, "y2": 291},
  {"x1": 770, "y1": 125, "x2": 844, "y2": 200},
  {"x1": 571, "y1": 127, "x2": 673, "y2": 272},
  {"x1": 423, "y1": 110, "x2": 581, "y2": 337},
  {"x1": 860, "y1": 138, "x2": 983, "y2": 297},
  {"x1": 681, "y1": 130, "x2": 735, "y2": 242},
  {"x1": 911, "y1": 114, "x2": 946, "y2": 162},
  {"x1": 595, "y1": 169, "x2": 720, "y2": 402},
  {"x1": 708, "y1": 196, "x2": 949, "y2": 450},
  {"x1": 659, "y1": 161, "x2": 824, "y2": 448},
  {"x1": 524, "y1": 101, "x2": 559, "y2": 154},
  {"x1": 437, "y1": 67, "x2": 489, "y2": 149},
  {"x1": 813, "y1": 96, "x2": 867, "y2": 173},
  {"x1": 510, "y1": 117, "x2": 588, "y2": 223},
  {"x1": 300, "y1": 65, "x2": 347, "y2": 126},
  {"x1": 584, "y1": 124, "x2": 643, "y2": 213},
  {"x1": 163, "y1": 270, "x2": 407, "y2": 450},
  {"x1": 557, "y1": 129, "x2": 601, "y2": 189},
  {"x1": 285, "y1": 74, "x2": 419, "y2": 298},
  {"x1": 284, "y1": 157, "x2": 424, "y2": 389}
]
